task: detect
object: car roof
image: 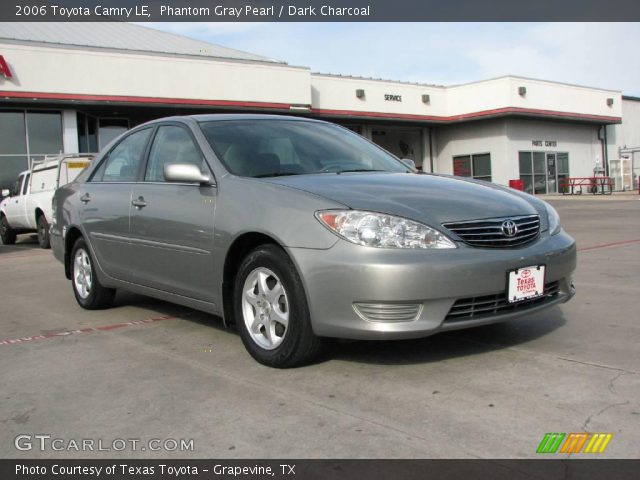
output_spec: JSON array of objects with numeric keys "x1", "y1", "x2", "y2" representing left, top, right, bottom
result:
[{"x1": 140, "y1": 113, "x2": 326, "y2": 127}]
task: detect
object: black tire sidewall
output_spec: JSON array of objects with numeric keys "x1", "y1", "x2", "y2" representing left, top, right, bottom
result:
[
  {"x1": 234, "y1": 245, "x2": 315, "y2": 367},
  {"x1": 37, "y1": 215, "x2": 50, "y2": 248},
  {"x1": 0, "y1": 216, "x2": 16, "y2": 245}
]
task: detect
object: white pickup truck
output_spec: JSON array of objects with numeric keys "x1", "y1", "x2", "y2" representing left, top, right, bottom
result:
[{"x1": 0, "y1": 155, "x2": 92, "y2": 248}]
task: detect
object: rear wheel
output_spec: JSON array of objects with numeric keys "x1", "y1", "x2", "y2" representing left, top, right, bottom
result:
[
  {"x1": 234, "y1": 245, "x2": 324, "y2": 368},
  {"x1": 71, "y1": 237, "x2": 115, "y2": 309},
  {"x1": 37, "y1": 215, "x2": 50, "y2": 249},
  {"x1": 0, "y1": 215, "x2": 16, "y2": 245}
]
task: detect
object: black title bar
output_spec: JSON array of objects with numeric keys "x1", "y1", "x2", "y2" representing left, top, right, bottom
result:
[
  {"x1": 2, "y1": 459, "x2": 640, "y2": 480},
  {"x1": 2, "y1": 0, "x2": 640, "y2": 22}
]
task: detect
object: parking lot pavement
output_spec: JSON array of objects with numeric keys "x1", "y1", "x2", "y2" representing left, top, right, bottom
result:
[{"x1": 1, "y1": 198, "x2": 638, "y2": 459}]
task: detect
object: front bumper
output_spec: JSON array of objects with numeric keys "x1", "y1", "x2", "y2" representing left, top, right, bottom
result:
[{"x1": 287, "y1": 230, "x2": 576, "y2": 340}]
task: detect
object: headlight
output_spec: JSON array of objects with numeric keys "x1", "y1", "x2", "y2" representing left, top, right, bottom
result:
[
  {"x1": 315, "y1": 210, "x2": 457, "y2": 249},
  {"x1": 544, "y1": 202, "x2": 561, "y2": 235}
]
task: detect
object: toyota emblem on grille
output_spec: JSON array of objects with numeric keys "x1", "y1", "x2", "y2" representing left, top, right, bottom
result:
[{"x1": 501, "y1": 220, "x2": 518, "y2": 237}]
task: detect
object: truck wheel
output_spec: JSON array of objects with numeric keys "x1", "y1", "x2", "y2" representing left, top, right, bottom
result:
[
  {"x1": 37, "y1": 215, "x2": 50, "y2": 249},
  {"x1": 0, "y1": 215, "x2": 16, "y2": 245},
  {"x1": 70, "y1": 237, "x2": 115, "y2": 310},
  {"x1": 234, "y1": 244, "x2": 325, "y2": 368}
]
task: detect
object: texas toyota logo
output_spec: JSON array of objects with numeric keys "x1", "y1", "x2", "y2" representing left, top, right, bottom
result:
[{"x1": 501, "y1": 220, "x2": 518, "y2": 237}]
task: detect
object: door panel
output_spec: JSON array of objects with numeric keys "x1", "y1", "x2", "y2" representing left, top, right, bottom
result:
[
  {"x1": 129, "y1": 183, "x2": 216, "y2": 301},
  {"x1": 5, "y1": 174, "x2": 30, "y2": 228},
  {"x1": 80, "y1": 183, "x2": 133, "y2": 281},
  {"x1": 129, "y1": 124, "x2": 216, "y2": 302},
  {"x1": 81, "y1": 127, "x2": 152, "y2": 281}
]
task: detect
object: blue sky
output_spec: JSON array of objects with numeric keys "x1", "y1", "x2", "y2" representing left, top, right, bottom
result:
[{"x1": 146, "y1": 22, "x2": 640, "y2": 95}]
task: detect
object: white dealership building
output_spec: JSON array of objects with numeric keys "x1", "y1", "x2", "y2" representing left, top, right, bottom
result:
[{"x1": 1, "y1": 22, "x2": 638, "y2": 193}]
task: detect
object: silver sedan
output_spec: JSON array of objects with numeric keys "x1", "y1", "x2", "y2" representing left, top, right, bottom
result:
[{"x1": 51, "y1": 115, "x2": 576, "y2": 367}]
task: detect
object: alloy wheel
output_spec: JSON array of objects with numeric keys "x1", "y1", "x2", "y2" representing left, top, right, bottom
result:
[
  {"x1": 242, "y1": 267, "x2": 289, "y2": 350},
  {"x1": 73, "y1": 248, "x2": 92, "y2": 299}
]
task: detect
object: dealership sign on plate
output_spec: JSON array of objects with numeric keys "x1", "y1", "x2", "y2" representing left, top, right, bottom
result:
[{"x1": 508, "y1": 266, "x2": 545, "y2": 303}]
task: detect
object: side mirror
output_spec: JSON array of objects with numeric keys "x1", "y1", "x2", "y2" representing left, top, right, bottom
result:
[
  {"x1": 400, "y1": 158, "x2": 417, "y2": 171},
  {"x1": 1, "y1": 189, "x2": 9, "y2": 198},
  {"x1": 164, "y1": 164, "x2": 212, "y2": 185}
]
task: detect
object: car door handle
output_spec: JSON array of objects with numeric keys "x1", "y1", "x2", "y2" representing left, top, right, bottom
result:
[
  {"x1": 80, "y1": 193, "x2": 91, "y2": 204},
  {"x1": 131, "y1": 197, "x2": 147, "y2": 209}
]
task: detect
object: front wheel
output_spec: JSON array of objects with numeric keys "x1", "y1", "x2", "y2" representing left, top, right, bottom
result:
[
  {"x1": 0, "y1": 215, "x2": 16, "y2": 245},
  {"x1": 234, "y1": 244, "x2": 324, "y2": 368},
  {"x1": 37, "y1": 215, "x2": 50, "y2": 249},
  {"x1": 71, "y1": 238, "x2": 115, "y2": 310}
]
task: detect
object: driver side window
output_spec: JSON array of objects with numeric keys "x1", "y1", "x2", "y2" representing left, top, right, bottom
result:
[
  {"x1": 145, "y1": 126, "x2": 205, "y2": 182},
  {"x1": 13, "y1": 175, "x2": 24, "y2": 197}
]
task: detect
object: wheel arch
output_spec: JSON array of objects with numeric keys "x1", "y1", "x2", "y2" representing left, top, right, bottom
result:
[
  {"x1": 35, "y1": 207, "x2": 45, "y2": 224},
  {"x1": 222, "y1": 232, "x2": 286, "y2": 327},
  {"x1": 63, "y1": 226, "x2": 84, "y2": 279}
]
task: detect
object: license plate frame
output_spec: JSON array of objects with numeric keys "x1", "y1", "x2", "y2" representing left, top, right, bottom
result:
[{"x1": 507, "y1": 265, "x2": 546, "y2": 303}]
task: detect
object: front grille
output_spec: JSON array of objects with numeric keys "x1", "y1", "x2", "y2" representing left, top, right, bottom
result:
[
  {"x1": 444, "y1": 281, "x2": 560, "y2": 323},
  {"x1": 353, "y1": 303, "x2": 422, "y2": 323},
  {"x1": 442, "y1": 215, "x2": 540, "y2": 248}
]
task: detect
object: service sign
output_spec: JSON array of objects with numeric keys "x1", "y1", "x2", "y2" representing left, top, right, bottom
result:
[{"x1": 508, "y1": 266, "x2": 545, "y2": 303}]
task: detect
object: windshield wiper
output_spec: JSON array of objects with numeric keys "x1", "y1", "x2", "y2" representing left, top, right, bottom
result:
[
  {"x1": 335, "y1": 169, "x2": 386, "y2": 174},
  {"x1": 253, "y1": 172, "x2": 301, "y2": 178}
]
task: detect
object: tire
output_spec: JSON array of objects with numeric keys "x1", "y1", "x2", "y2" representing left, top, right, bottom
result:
[
  {"x1": 70, "y1": 237, "x2": 115, "y2": 310},
  {"x1": 0, "y1": 215, "x2": 16, "y2": 245},
  {"x1": 37, "y1": 214, "x2": 50, "y2": 249},
  {"x1": 234, "y1": 244, "x2": 324, "y2": 368}
]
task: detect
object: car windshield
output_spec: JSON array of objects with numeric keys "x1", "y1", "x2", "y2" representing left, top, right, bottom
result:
[{"x1": 198, "y1": 120, "x2": 409, "y2": 178}]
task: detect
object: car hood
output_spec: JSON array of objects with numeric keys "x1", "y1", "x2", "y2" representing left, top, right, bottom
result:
[{"x1": 263, "y1": 172, "x2": 543, "y2": 226}]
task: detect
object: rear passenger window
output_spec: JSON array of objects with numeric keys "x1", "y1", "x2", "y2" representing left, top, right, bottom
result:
[
  {"x1": 144, "y1": 126, "x2": 205, "y2": 182},
  {"x1": 92, "y1": 128, "x2": 151, "y2": 182}
]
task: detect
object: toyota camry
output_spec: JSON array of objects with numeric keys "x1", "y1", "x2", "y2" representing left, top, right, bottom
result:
[{"x1": 51, "y1": 115, "x2": 576, "y2": 367}]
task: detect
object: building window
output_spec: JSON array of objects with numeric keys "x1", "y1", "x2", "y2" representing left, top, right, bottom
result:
[
  {"x1": 453, "y1": 153, "x2": 492, "y2": 182},
  {"x1": 519, "y1": 151, "x2": 569, "y2": 194},
  {"x1": 77, "y1": 112, "x2": 98, "y2": 153},
  {"x1": 0, "y1": 110, "x2": 62, "y2": 190},
  {"x1": 98, "y1": 118, "x2": 129, "y2": 150},
  {"x1": 77, "y1": 114, "x2": 129, "y2": 153},
  {"x1": 343, "y1": 125, "x2": 363, "y2": 135}
]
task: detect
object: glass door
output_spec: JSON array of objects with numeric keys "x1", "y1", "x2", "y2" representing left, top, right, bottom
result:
[
  {"x1": 633, "y1": 153, "x2": 640, "y2": 192},
  {"x1": 372, "y1": 128, "x2": 423, "y2": 170},
  {"x1": 546, "y1": 153, "x2": 557, "y2": 194},
  {"x1": 519, "y1": 151, "x2": 569, "y2": 194},
  {"x1": 621, "y1": 155, "x2": 632, "y2": 191},
  {"x1": 533, "y1": 152, "x2": 547, "y2": 194}
]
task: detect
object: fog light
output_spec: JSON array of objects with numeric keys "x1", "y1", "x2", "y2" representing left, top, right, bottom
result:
[{"x1": 353, "y1": 302, "x2": 422, "y2": 323}]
